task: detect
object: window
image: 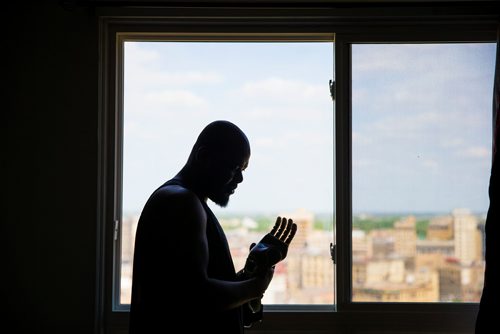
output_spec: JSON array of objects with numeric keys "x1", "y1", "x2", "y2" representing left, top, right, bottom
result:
[
  {"x1": 351, "y1": 43, "x2": 495, "y2": 303},
  {"x1": 98, "y1": 5, "x2": 498, "y2": 333},
  {"x1": 120, "y1": 41, "x2": 335, "y2": 306}
]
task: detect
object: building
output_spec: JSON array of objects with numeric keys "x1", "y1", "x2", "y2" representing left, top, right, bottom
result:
[
  {"x1": 427, "y1": 215, "x2": 454, "y2": 240},
  {"x1": 394, "y1": 216, "x2": 417, "y2": 259},
  {"x1": 453, "y1": 209, "x2": 481, "y2": 265},
  {"x1": 354, "y1": 270, "x2": 439, "y2": 302}
]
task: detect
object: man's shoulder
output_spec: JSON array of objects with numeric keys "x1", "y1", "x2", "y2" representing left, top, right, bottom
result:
[
  {"x1": 140, "y1": 183, "x2": 207, "y2": 224},
  {"x1": 152, "y1": 183, "x2": 199, "y2": 204}
]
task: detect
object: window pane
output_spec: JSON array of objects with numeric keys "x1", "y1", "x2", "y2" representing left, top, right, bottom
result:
[
  {"x1": 120, "y1": 42, "x2": 335, "y2": 305},
  {"x1": 352, "y1": 43, "x2": 495, "y2": 302}
]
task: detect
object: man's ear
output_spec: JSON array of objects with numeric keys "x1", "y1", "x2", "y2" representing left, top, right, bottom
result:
[{"x1": 195, "y1": 146, "x2": 211, "y2": 167}]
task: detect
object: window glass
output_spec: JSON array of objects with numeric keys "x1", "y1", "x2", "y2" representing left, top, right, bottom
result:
[
  {"x1": 351, "y1": 43, "x2": 496, "y2": 302},
  {"x1": 120, "y1": 42, "x2": 335, "y2": 305}
]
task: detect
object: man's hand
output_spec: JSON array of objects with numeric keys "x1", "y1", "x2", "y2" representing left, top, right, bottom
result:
[
  {"x1": 240, "y1": 216, "x2": 297, "y2": 316},
  {"x1": 244, "y1": 217, "x2": 297, "y2": 276},
  {"x1": 260, "y1": 216, "x2": 297, "y2": 260}
]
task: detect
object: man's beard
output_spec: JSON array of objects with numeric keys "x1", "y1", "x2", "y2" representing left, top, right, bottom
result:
[{"x1": 210, "y1": 192, "x2": 230, "y2": 208}]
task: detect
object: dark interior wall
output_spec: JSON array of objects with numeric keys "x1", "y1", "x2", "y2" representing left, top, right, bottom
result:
[{"x1": 6, "y1": 3, "x2": 98, "y2": 333}]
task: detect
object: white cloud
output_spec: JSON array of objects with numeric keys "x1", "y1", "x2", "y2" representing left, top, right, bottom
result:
[
  {"x1": 368, "y1": 112, "x2": 444, "y2": 140},
  {"x1": 127, "y1": 69, "x2": 223, "y2": 88},
  {"x1": 240, "y1": 105, "x2": 331, "y2": 123},
  {"x1": 253, "y1": 131, "x2": 331, "y2": 151},
  {"x1": 229, "y1": 77, "x2": 332, "y2": 124},
  {"x1": 353, "y1": 158, "x2": 378, "y2": 168},
  {"x1": 124, "y1": 89, "x2": 211, "y2": 121},
  {"x1": 124, "y1": 121, "x2": 161, "y2": 140},
  {"x1": 240, "y1": 77, "x2": 326, "y2": 102},
  {"x1": 125, "y1": 42, "x2": 160, "y2": 63},
  {"x1": 421, "y1": 158, "x2": 439, "y2": 172},
  {"x1": 144, "y1": 90, "x2": 209, "y2": 109},
  {"x1": 353, "y1": 44, "x2": 471, "y2": 74},
  {"x1": 125, "y1": 43, "x2": 224, "y2": 90},
  {"x1": 440, "y1": 138, "x2": 464, "y2": 148},
  {"x1": 352, "y1": 131, "x2": 373, "y2": 145},
  {"x1": 352, "y1": 44, "x2": 439, "y2": 72},
  {"x1": 458, "y1": 146, "x2": 491, "y2": 159},
  {"x1": 254, "y1": 137, "x2": 286, "y2": 149}
]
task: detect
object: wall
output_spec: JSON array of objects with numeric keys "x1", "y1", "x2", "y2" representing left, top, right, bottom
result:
[{"x1": 6, "y1": 3, "x2": 98, "y2": 333}]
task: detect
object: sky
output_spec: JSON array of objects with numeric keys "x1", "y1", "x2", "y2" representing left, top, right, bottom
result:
[{"x1": 122, "y1": 41, "x2": 496, "y2": 216}]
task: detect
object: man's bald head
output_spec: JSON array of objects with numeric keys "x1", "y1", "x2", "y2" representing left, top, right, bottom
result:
[{"x1": 190, "y1": 120, "x2": 250, "y2": 161}]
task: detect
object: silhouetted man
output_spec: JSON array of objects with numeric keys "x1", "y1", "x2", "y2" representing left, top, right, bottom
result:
[{"x1": 129, "y1": 120, "x2": 295, "y2": 333}]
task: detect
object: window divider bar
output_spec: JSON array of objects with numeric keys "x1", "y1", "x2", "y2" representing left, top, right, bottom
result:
[{"x1": 334, "y1": 34, "x2": 352, "y2": 311}]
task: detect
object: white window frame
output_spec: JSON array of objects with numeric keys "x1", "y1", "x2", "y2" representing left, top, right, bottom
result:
[{"x1": 97, "y1": 4, "x2": 498, "y2": 333}]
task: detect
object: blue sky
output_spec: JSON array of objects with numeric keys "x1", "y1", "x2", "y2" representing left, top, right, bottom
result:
[
  {"x1": 123, "y1": 41, "x2": 495, "y2": 215},
  {"x1": 352, "y1": 43, "x2": 495, "y2": 214}
]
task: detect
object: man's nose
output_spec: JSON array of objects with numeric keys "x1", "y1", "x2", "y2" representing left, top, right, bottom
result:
[{"x1": 235, "y1": 170, "x2": 243, "y2": 183}]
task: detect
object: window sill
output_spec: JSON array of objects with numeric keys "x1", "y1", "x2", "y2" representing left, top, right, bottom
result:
[{"x1": 106, "y1": 304, "x2": 478, "y2": 334}]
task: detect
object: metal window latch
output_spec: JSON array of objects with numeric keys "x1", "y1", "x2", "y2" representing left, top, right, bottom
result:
[
  {"x1": 329, "y1": 79, "x2": 335, "y2": 101},
  {"x1": 330, "y1": 243, "x2": 336, "y2": 264},
  {"x1": 113, "y1": 220, "x2": 119, "y2": 241}
]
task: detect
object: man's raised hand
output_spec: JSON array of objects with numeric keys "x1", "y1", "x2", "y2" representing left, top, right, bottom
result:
[
  {"x1": 241, "y1": 216, "x2": 297, "y2": 316},
  {"x1": 258, "y1": 216, "x2": 297, "y2": 262},
  {"x1": 247, "y1": 216, "x2": 297, "y2": 270},
  {"x1": 270, "y1": 216, "x2": 297, "y2": 246}
]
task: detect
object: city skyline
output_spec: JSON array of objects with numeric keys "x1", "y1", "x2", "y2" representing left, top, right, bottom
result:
[{"x1": 120, "y1": 208, "x2": 485, "y2": 304}]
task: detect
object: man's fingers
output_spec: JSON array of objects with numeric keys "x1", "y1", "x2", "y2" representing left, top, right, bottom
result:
[
  {"x1": 275, "y1": 217, "x2": 286, "y2": 238},
  {"x1": 284, "y1": 223, "x2": 297, "y2": 245},
  {"x1": 279, "y1": 218, "x2": 294, "y2": 242},
  {"x1": 270, "y1": 216, "x2": 297, "y2": 244},
  {"x1": 270, "y1": 217, "x2": 280, "y2": 236}
]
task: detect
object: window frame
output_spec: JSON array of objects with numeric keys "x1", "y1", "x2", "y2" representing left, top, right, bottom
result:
[
  {"x1": 115, "y1": 33, "x2": 336, "y2": 311},
  {"x1": 335, "y1": 34, "x2": 495, "y2": 314},
  {"x1": 97, "y1": 4, "x2": 498, "y2": 333}
]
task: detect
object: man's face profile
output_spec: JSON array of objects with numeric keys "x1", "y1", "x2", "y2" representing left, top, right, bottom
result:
[
  {"x1": 207, "y1": 151, "x2": 250, "y2": 207},
  {"x1": 192, "y1": 120, "x2": 251, "y2": 207}
]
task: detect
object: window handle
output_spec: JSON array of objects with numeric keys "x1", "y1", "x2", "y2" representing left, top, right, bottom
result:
[
  {"x1": 113, "y1": 220, "x2": 119, "y2": 241},
  {"x1": 330, "y1": 242, "x2": 336, "y2": 264},
  {"x1": 329, "y1": 79, "x2": 335, "y2": 101}
]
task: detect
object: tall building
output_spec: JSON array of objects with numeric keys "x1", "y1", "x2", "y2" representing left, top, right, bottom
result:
[
  {"x1": 286, "y1": 250, "x2": 334, "y2": 304},
  {"x1": 453, "y1": 209, "x2": 479, "y2": 265},
  {"x1": 427, "y1": 215, "x2": 453, "y2": 240},
  {"x1": 365, "y1": 259, "x2": 405, "y2": 284},
  {"x1": 284, "y1": 212, "x2": 334, "y2": 304},
  {"x1": 287, "y1": 208, "x2": 314, "y2": 250},
  {"x1": 353, "y1": 229, "x2": 372, "y2": 261},
  {"x1": 438, "y1": 258, "x2": 462, "y2": 301},
  {"x1": 369, "y1": 229, "x2": 395, "y2": 260},
  {"x1": 394, "y1": 215, "x2": 417, "y2": 259}
]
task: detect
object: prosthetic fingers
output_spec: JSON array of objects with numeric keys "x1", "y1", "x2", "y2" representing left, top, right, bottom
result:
[{"x1": 240, "y1": 216, "x2": 297, "y2": 326}]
